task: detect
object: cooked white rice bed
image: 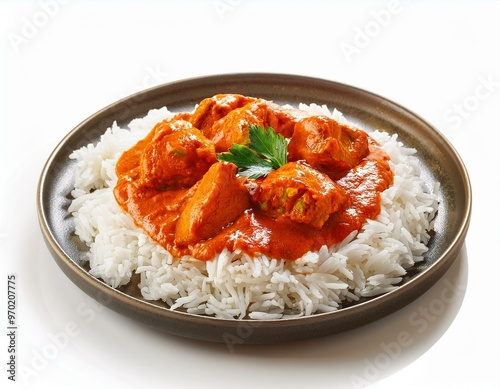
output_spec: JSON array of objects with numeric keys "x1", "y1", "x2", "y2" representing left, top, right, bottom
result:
[{"x1": 68, "y1": 104, "x2": 439, "y2": 320}]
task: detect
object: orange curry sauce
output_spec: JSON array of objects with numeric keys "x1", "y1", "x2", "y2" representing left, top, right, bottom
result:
[{"x1": 113, "y1": 95, "x2": 393, "y2": 261}]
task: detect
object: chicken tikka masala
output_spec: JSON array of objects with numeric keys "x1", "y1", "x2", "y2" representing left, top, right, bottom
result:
[{"x1": 113, "y1": 94, "x2": 393, "y2": 261}]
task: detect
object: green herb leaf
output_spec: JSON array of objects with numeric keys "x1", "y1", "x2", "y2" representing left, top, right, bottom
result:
[
  {"x1": 216, "y1": 124, "x2": 288, "y2": 178},
  {"x1": 217, "y1": 144, "x2": 274, "y2": 179},
  {"x1": 248, "y1": 124, "x2": 288, "y2": 169}
]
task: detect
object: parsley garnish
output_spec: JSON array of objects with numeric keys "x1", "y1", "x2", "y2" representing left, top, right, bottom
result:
[{"x1": 217, "y1": 124, "x2": 288, "y2": 179}]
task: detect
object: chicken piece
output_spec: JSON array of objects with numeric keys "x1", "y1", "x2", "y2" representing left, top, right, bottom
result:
[
  {"x1": 190, "y1": 94, "x2": 256, "y2": 133},
  {"x1": 115, "y1": 114, "x2": 191, "y2": 178},
  {"x1": 288, "y1": 116, "x2": 369, "y2": 179},
  {"x1": 264, "y1": 101, "x2": 310, "y2": 138},
  {"x1": 149, "y1": 113, "x2": 193, "y2": 142},
  {"x1": 206, "y1": 100, "x2": 310, "y2": 152},
  {"x1": 175, "y1": 162, "x2": 251, "y2": 245},
  {"x1": 252, "y1": 161, "x2": 347, "y2": 229},
  {"x1": 205, "y1": 100, "x2": 268, "y2": 152},
  {"x1": 140, "y1": 120, "x2": 217, "y2": 190}
]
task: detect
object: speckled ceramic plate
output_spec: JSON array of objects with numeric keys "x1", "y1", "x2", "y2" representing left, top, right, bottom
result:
[{"x1": 37, "y1": 73, "x2": 471, "y2": 343}]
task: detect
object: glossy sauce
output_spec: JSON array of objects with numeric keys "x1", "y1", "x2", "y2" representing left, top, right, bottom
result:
[
  {"x1": 189, "y1": 138, "x2": 392, "y2": 259},
  {"x1": 114, "y1": 102, "x2": 393, "y2": 261}
]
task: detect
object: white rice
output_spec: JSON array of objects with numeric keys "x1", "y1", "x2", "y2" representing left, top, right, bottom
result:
[{"x1": 68, "y1": 104, "x2": 439, "y2": 320}]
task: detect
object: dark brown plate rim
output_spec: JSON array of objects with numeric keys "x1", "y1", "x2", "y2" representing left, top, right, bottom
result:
[{"x1": 37, "y1": 73, "x2": 472, "y2": 344}]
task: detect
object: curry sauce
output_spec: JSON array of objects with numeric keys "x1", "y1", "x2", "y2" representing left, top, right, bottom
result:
[{"x1": 113, "y1": 94, "x2": 393, "y2": 261}]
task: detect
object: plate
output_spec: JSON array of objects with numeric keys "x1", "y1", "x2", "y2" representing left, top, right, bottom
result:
[{"x1": 37, "y1": 73, "x2": 471, "y2": 343}]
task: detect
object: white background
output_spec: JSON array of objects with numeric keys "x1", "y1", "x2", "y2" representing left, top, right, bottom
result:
[{"x1": 1, "y1": 1, "x2": 499, "y2": 388}]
